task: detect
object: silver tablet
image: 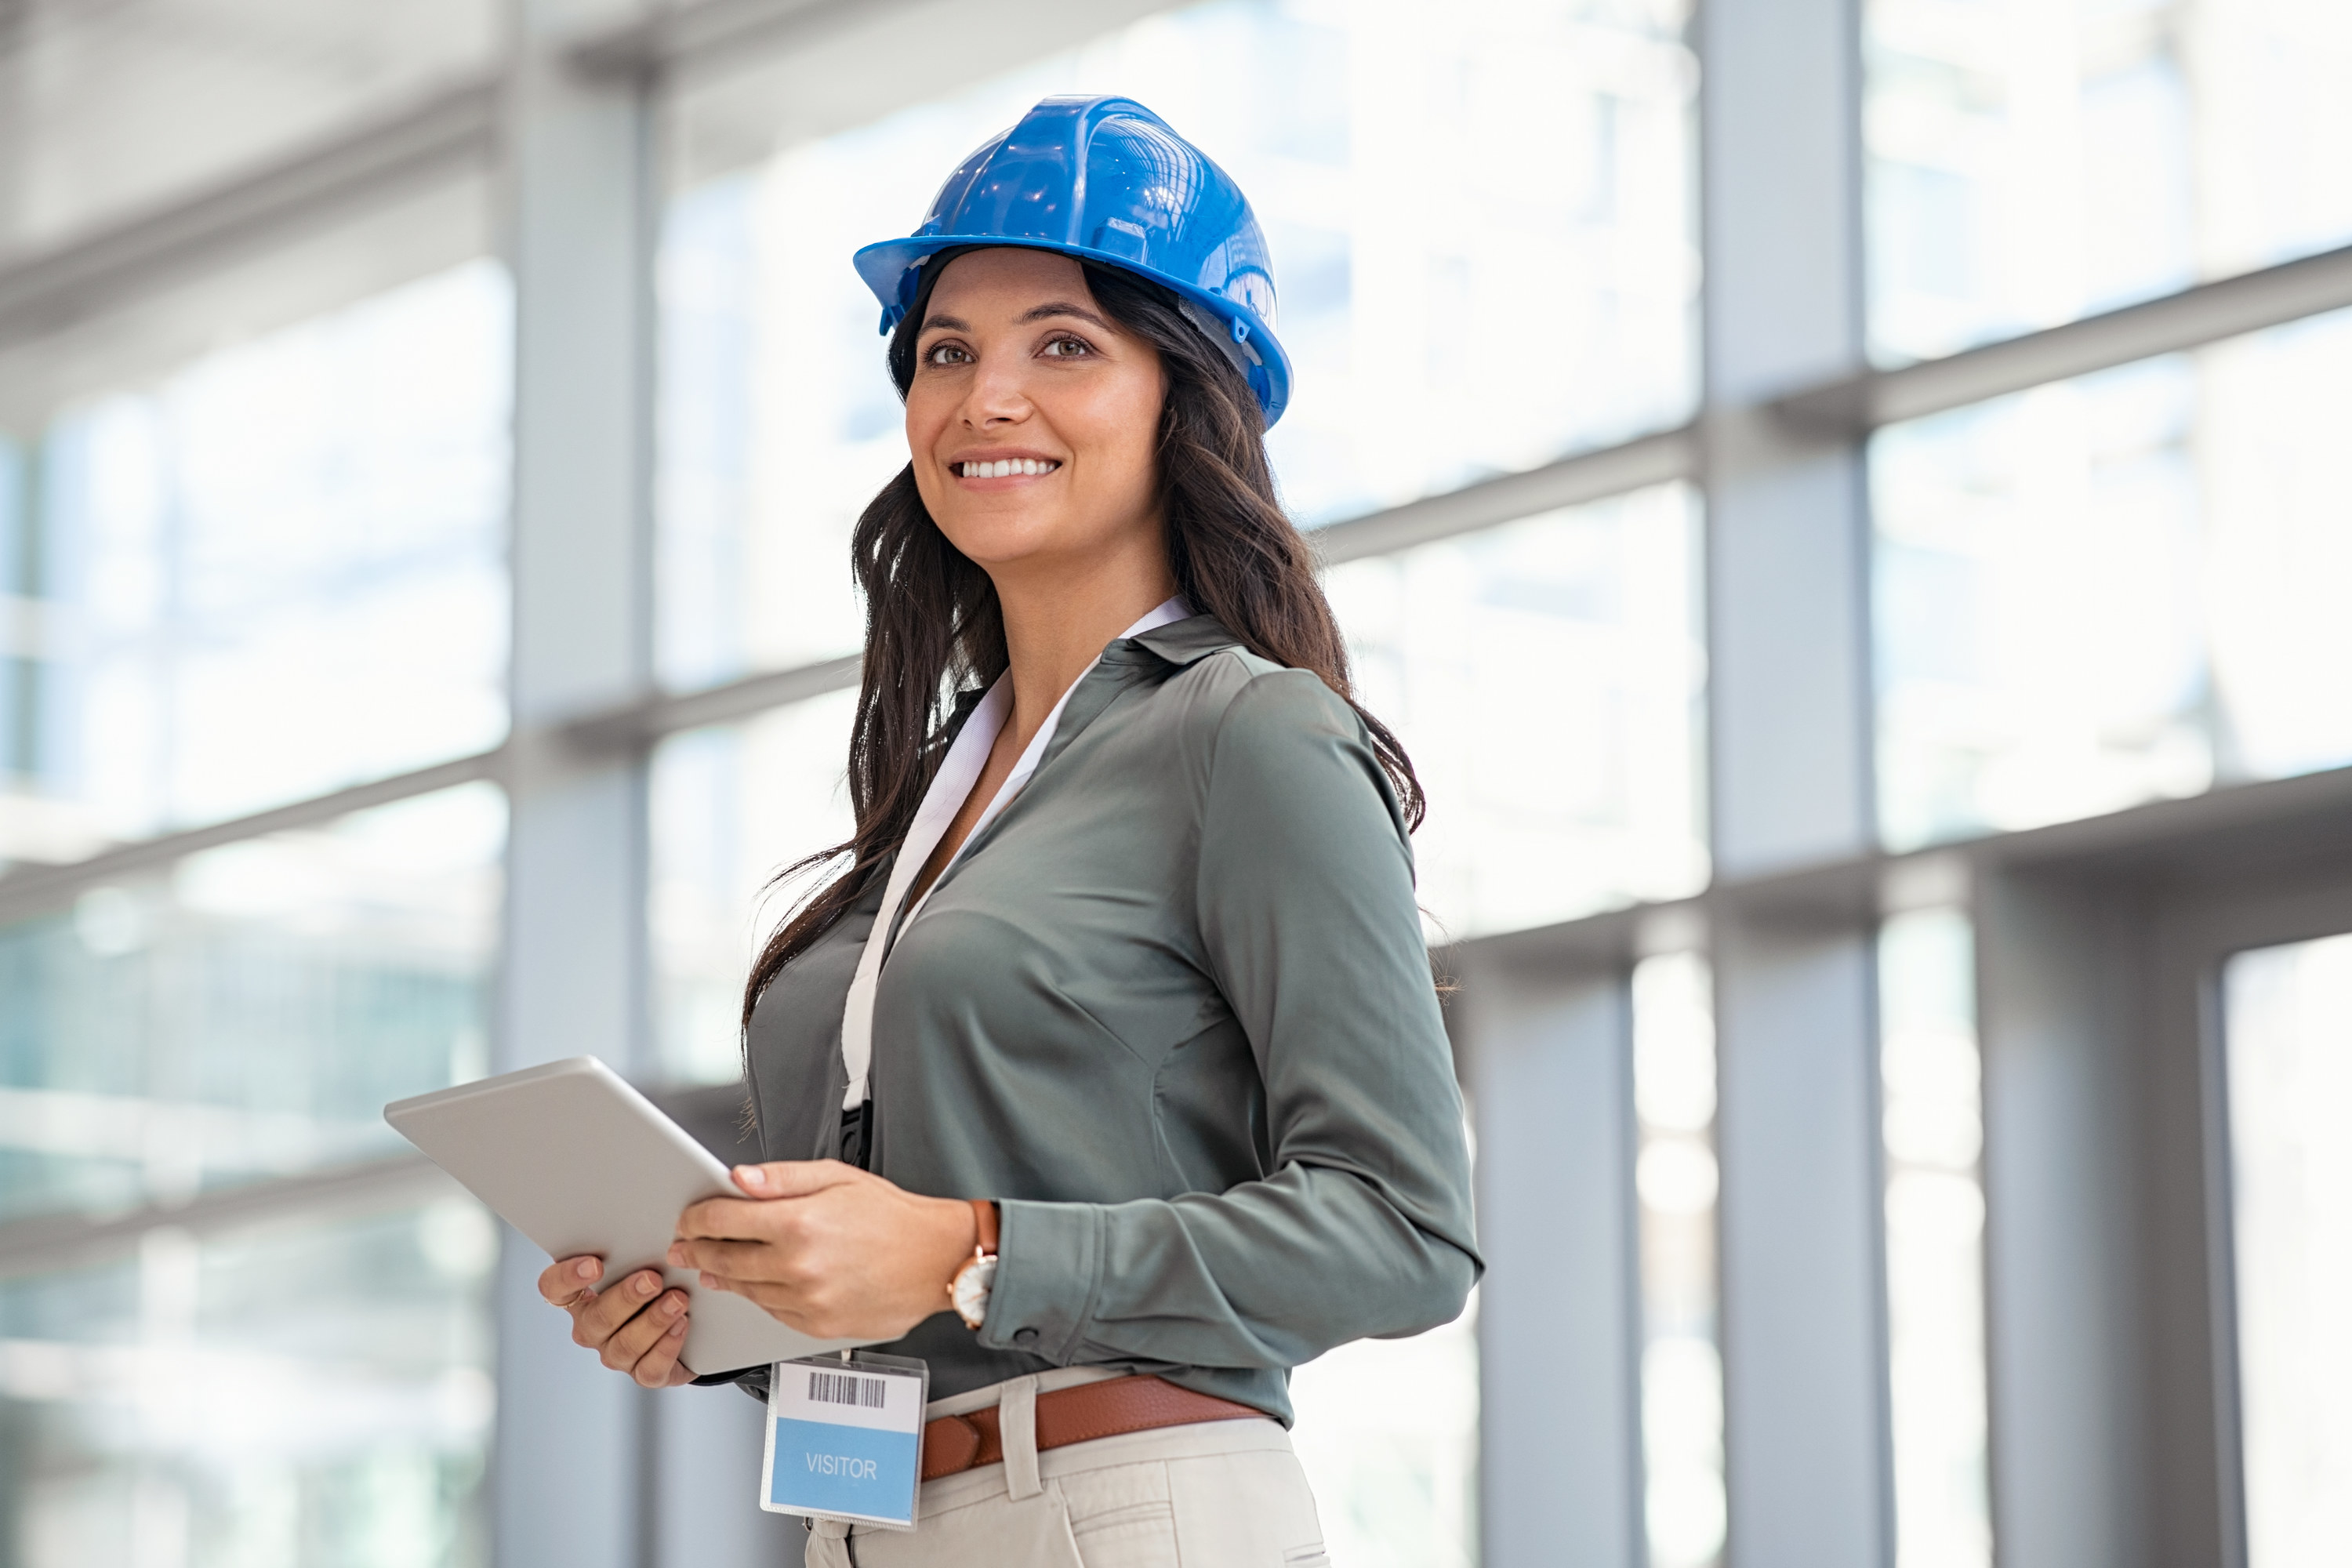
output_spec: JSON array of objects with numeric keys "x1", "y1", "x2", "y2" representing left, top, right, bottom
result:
[{"x1": 384, "y1": 1056, "x2": 866, "y2": 1377}]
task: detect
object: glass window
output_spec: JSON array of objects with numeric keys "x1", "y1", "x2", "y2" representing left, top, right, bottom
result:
[
  {"x1": 1864, "y1": 0, "x2": 2352, "y2": 365},
  {"x1": 0, "y1": 1200, "x2": 495, "y2": 1566},
  {"x1": 1288, "y1": 1292, "x2": 1478, "y2": 1568},
  {"x1": 649, "y1": 693, "x2": 858, "y2": 1085},
  {"x1": 2223, "y1": 931, "x2": 2352, "y2": 1568},
  {"x1": 1871, "y1": 307, "x2": 2352, "y2": 852},
  {"x1": 1633, "y1": 949, "x2": 1725, "y2": 1568},
  {"x1": 0, "y1": 782, "x2": 502, "y2": 1223},
  {"x1": 656, "y1": 0, "x2": 1699, "y2": 686},
  {"x1": 0, "y1": 261, "x2": 512, "y2": 866},
  {"x1": 0, "y1": 1, "x2": 501, "y2": 262},
  {"x1": 1327, "y1": 483, "x2": 1707, "y2": 942},
  {"x1": 1880, "y1": 908, "x2": 1991, "y2": 1568}
]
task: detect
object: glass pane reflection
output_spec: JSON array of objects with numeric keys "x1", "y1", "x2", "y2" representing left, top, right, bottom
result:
[
  {"x1": 1865, "y1": 0, "x2": 2352, "y2": 364},
  {"x1": 649, "y1": 695, "x2": 858, "y2": 1085},
  {"x1": 0, "y1": 1201, "x2": 495, "y2": 1567},
  {"x1": 1, "y1": 261, "x2": 512, "y2": 866},
  {"x1": 656, "y1": 0, "x2": 1699, "y2": 686},
  {"x1": 1871, "y1": 307, "x2": 2352, "y2": 851},
  {"x1": 1879, "y1": 909, "x2": 1991, "y2": 1568},
  {"x1": 1328, "y1": 483, "x2": 1708, "y2": 942},
  {"x1": 0, "y1": 784, "x2": 502, "y2": 1223},
  {"x1": 1288, "y1": 1294, "x2": 1478, "y2": 1568},
  {"x1": 2223, "y1": 932, "x2": 2352, "y2": 1568},
  {"x1": 1633, "y1": 950, "x2": 1725, "y2": 1568}
]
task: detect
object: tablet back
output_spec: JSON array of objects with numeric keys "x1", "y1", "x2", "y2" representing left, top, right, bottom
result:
[{"x1": 385, "y1": 1056, "x2": 862, "y2": 1375}]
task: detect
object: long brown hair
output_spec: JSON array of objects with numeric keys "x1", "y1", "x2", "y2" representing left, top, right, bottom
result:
[{"x1": 741, "y1": 251, "x2": 1423, "y2": 1026}]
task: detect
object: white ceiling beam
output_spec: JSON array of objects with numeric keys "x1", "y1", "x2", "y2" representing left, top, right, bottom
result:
[
  {"x1": 0, "y1": 74, "x2": 500, "y2": 350},
  {"x1": 566, "y1": 0, "x2": 912, "y2": 82}
]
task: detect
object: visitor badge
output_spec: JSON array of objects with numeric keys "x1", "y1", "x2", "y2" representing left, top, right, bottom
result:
[{"x1": 760, "y1": 1352, "x2": 930, "y2": 1530}]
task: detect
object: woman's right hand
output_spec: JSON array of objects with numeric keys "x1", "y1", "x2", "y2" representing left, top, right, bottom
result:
[{"x1": 538, "y1": 1254, "x2": 695, "y2": 1388}]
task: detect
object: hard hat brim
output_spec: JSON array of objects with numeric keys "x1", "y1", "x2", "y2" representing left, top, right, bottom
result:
[{"x1": 853, "y1": 234, "x2": 1294, "y2": 429}]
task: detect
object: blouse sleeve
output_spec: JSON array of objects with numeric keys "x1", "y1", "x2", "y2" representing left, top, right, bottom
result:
[{"x1": 978, "y1": 667, "x2": 1483, "y2": 1371}]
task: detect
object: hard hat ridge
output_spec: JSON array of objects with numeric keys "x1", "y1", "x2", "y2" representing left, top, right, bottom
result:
[{"x1": 853, "y1": 95, "x2": 1294, "y2": 427}]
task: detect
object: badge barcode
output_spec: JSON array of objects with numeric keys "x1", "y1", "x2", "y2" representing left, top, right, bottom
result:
[{"x1": 807, "y1": 1370, "x2": 889, "y2": 1409}]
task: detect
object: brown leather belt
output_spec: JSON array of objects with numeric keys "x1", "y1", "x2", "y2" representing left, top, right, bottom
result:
[{"x1": 919, "y1": 1374, "x2": 1264, "y2": 1483}]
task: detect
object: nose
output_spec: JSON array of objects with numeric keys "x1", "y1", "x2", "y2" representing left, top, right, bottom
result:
[{"x1": 960, "y1": 349, "x2": 1032, "y2": 429}]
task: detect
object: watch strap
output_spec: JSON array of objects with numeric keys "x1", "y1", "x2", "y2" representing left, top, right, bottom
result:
[{"x1": 970, "y1": 1198, "x2": 999, "y2": 1256}]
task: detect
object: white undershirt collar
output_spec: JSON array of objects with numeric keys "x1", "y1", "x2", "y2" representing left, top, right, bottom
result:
[{"x1": 838, "y1": 596, "x2": 1192, "y2": 1109}]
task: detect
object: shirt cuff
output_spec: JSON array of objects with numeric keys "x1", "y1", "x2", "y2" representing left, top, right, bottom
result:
[{"x1": 978, "y1": 1199, "x2": 1104, "y2": 1362}]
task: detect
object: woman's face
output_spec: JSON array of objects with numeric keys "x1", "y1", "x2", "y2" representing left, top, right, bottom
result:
[{"x1": 905, "y1": 248, "x2": 1167, "y2": 579}]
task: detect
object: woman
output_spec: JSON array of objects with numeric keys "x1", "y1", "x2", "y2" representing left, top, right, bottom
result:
[{"x1": 539, "y1": 96, "x2": 1479, "y2": 1566}]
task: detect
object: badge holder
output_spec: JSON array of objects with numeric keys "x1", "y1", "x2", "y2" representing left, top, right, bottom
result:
[{"x1": 760, "y1": 1351, "x2": 931, "y2": 1532}]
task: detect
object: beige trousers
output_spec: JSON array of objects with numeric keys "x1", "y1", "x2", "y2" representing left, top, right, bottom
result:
[{"x1": 803, "y1": 1367, "x2": 1329, "y2": 1568}]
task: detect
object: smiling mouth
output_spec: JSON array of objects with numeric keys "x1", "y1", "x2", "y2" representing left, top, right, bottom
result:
[{"x1": 956, "y1": 459, "x2": 1061, "y2": 478}]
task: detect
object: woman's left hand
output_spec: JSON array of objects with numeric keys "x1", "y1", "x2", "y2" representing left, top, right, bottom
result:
[{"x1": 669, "y1": 1161, "x2": 980, "y2": 1341}]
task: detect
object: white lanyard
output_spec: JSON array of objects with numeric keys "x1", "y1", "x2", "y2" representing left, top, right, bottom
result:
[{"x1": 836, "y1": 597, "x2": 1190, "y2": 1109}]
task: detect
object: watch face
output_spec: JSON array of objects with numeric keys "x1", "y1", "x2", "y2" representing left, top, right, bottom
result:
[{"x1": 952, "y1": 1254, "x2": 998, "y2": 1327}]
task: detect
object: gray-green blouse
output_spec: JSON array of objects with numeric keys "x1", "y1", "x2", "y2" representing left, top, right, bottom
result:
[{"x1": 737, "y1": 614, "x2": 1480, "y2": 1423}]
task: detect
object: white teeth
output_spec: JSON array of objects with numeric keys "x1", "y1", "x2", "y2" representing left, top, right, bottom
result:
[{"x1": 960, "y1": 459, "x2": 1058, "y2": 477}]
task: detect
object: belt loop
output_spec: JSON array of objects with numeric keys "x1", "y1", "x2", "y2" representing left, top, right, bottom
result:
[
  {"x1": 1000, "y1": 1375, "x2": 1044, "y2": 1500},
  {"x1": 804, "y1": 1516, "x2": 855, "y2": 1567}
]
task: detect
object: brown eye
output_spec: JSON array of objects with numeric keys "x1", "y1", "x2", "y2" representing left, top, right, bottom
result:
[
  {"x1": 926, "y1": 342, "x2": 971, "y2": 367},
  {"x1": 1040, "y1": 335, "x2": 1093, "y2": 358}
]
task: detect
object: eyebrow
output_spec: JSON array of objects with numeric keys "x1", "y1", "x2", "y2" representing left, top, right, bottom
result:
[{"x1": 918, "y1": 301, "x2": 1113, "y2": 334}]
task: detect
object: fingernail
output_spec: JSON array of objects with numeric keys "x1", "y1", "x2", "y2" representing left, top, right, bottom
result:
[
  {"x1": 668, "y1": 1319, "x2": 687, "y2": 1338},
  {"x1": 735, "y1": 1164, "x2": 766, "y2": 1190},
  {"x1": 575, "y1": 1258, "x2": 599, "y2": 1280},
  {"x1": 662, "y1": 1292, "x2": 685, "y2": 1316},
  {"x1": 666, "y1": 1243, "x2": 685, "y2": 1266},
  {"x1": 700, "y1": 1272, "x2": 717, "y2": 1289},
  {"x1": 634, "y1": 1272, "x2": 659, "y2": 1298}
]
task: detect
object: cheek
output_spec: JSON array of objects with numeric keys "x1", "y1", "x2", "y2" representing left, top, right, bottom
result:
[
  {"x1": 1065, "y1": 377, "x2": 1164, "y2": 499},
  {"x1": 903, "y1": 385, "x2": 948, "y2": 452},
  {"x1": 904, "y1": 394, "x2": 951, "y2": 503}
]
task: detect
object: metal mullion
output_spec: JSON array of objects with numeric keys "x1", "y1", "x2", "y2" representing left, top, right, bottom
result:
[
  {"x1": 0, "y1": 749, "x2": 504, "y2": 926},
  {"x1": 1311, "y1": 426, "x2": 1698, "y2": 565},
  {"x1": 1774, "y1": 242, "x2": 2352, "y2": 435},
  {"x1": 0, "y1": 1152, "x2": 453, "y2": 1282}
]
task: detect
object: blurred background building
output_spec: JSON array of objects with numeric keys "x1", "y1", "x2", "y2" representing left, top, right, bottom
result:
[{"x1": 0, "y1": 0, "x2": 2346, "y2": 1564}]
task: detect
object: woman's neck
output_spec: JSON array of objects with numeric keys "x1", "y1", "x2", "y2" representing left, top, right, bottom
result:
[{"x1": 989, "y1": 547, "x2": 1179, "y2": 750}]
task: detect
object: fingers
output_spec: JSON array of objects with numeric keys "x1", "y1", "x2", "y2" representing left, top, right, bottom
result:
[
  {"x1": 675, "y1": 1194, "x2": 781, "y2": 1243},
  {"x1": 596, "y1": 1286, "x2": 691, "y2": 1384},
  {"x1": 569, "y1": 1267, "x2": 667, "y2": 1349},
  {"x1": 540, "y1": 1254, "x2": 602, "y2": 1307},
  {"x1": 731, "y1": 1160, "x2": 857, "y2": 1200},
  {"x1": 542, "y1": 1255, "x2": 692, "y2": 1389},
  {"x1": 677, "y1": 1162, "x2": 873, "y2": 1243},
  {"x1": 669, "y1": 1235, "x2": 801, "y2": 1284}
]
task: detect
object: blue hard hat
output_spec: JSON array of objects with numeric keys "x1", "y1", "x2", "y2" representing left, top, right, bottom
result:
[{"x1": 854, "y1": 95, "x2": 1293, "y2": 427}]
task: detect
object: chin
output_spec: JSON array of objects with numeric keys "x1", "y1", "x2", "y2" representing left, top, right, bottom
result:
[{"x1": 937, "y1": 513, "x2": 1084, "y2": 567}]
